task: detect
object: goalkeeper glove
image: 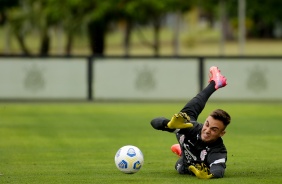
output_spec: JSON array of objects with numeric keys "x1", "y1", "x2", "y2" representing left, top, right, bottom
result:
[
  {"x1": 167, "y1": 112, "x2": 193, "y2": 129},
  {"x1": 189, "y1": 163, "x2": 213, "y2": 179}
]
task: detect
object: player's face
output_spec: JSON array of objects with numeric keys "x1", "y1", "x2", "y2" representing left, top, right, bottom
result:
[{"x1": 201, "y1": 116, "x2": 226, "y2": 143}]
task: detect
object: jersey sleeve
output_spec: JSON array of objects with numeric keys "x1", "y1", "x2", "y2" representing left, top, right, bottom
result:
[
  {"x1": 207, "y1": 152, "x2": 227, "y2": 178},
  {"x1": 150, "y1": 117, "x2": 175, "y2": 132}
]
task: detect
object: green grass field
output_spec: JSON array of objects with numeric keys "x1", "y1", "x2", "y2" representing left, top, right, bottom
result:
[{"x1": 0, "y1": 102, "x2": 282, "y2": 184}]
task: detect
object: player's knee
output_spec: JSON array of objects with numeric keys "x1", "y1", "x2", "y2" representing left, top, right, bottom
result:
[{"x1": 175, "y1": 159, "x2": 189, "y2": 174}]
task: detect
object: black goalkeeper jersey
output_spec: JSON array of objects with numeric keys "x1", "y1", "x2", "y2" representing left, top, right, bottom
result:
[{"x1": 177, "y1": 121, "x2": 227, "y2": 177}]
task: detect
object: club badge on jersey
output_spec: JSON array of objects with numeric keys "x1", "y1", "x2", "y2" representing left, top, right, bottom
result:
[{"x1": 200, "y1": 150, "x2": 207, "y2": 161}]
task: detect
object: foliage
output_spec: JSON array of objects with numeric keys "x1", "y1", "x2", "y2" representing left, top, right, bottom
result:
[
  {"x1": 0, "y1": 0, "x2": 19, "y2": 10},
  {"x1": 0, "y1": 0, "x2": 18, "y2": 25},
  {"x1": 1, "y1": 0, "x2": 282, "y2": 55}
]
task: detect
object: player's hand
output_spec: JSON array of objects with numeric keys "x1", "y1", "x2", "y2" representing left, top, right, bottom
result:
[
  {"x1": 189, "y1": 163, "x2": 213, "y2": 179},
  {"x1": 167, "y1": 112, "x2": 193, "y2": 129}
]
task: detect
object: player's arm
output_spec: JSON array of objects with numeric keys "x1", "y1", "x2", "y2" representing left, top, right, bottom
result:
[
  {"x1": 150, "y1": 117, "x2": 175, "y2": 132},
  {"x1": 209, "y1": 163, "x2": 225, "y2": 178},
  {"x1": 207, "y1": 153, "x2": 227, "y2": 178},
  {"x1": 151, "y1": 112, "x2": 193, "y2": 131}
]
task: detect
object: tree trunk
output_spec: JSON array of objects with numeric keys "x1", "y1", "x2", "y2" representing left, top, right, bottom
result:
[
  {"x1": 39, "y1": 28, "x2": 50, "y2": 56},
  {"x1": 0, "y1": 11, "x2": 7, "y2": 25},
  {"x1": 123, "y1": 20, "x2": 132, "y2": 56},
  {"x1": 153, "y1": 18, "x2": 161, "y2": 56},
  {"x1": 15, "y1": 32, "x2": 30, "y2": 55},
  {"x1": 65, "y1": 32, "x2": 73, "y2": 56},
  {"x1": 172, "y1": 13, "x2": 181, "y2": 56},
  {"x1": 87, "y1": 20, "x2": 106, "y2": 55}
]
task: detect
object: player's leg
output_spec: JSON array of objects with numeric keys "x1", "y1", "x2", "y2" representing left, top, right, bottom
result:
[
  {"x1": 180, "y1": 66, "x2": 227, "y2": 121},
  {"x1": 175, "y1": 156, "x2": 189, "y2": 174},
  {"x1": 174, "y1": 155, "x2": 193, "y2": 175},
  {"x1": 180, "y1": 81, "x2": 216, "y2": 121}
]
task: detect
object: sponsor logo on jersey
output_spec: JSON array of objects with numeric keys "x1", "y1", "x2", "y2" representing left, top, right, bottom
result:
[
  {"x1": 188, "y1": 140, "x2": 194, "y2": 146},
  {"x1": 183, "y1": 143, "x2": 197, "y2": 162}
]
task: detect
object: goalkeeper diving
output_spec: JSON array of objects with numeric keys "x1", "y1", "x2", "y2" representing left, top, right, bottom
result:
[{"x1": 151, "y1": 66, "x2": 231, "y2": 179}]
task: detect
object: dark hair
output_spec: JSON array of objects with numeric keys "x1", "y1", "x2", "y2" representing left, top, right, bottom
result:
[{"x1": 210, "y1": 109, "x2": 231, "y2": 127}]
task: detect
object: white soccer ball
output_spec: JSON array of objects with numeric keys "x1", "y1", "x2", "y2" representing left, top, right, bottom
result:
[{"x1": 114, "y1": 145, "x2": 144, "y2": 174}]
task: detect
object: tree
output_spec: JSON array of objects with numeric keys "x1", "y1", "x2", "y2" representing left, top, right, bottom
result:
[
  {"x1": 115, "y1": 0, "x2": 192, "y2": 56},
  {"x1": 226, "y1": 0, "x2": 282, "y2": 38},
  {"x1": 245, "y1": 0, "x2": 282, "y2": 38},
  {"x1": 0, "y1": 0, "x2": 19, "y2": 25},
  {"x1": 51, "y1": 0, "x2": 96, "y2": 55},
  {"x1": 5, "y1": 0, "x2": 58, "y2": 55}
]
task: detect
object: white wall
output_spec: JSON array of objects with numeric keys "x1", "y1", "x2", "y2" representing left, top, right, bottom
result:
[
  {"x1": 93, "y1": 58, "x2": 199, "y2": 101},
  {"x1": 205, "y1": 58, "x2": 282, "y2": 101},
  {"x1": 0, "y1": 58, "x2": 87, "y2": 100},
  {"x1": 0, "y1": 57, "x2": 281, "y2": 101}
]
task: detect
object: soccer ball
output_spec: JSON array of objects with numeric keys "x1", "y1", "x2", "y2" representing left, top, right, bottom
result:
[{"x1": 114, "y1": 145, "x2": 144, "y2": 174}]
